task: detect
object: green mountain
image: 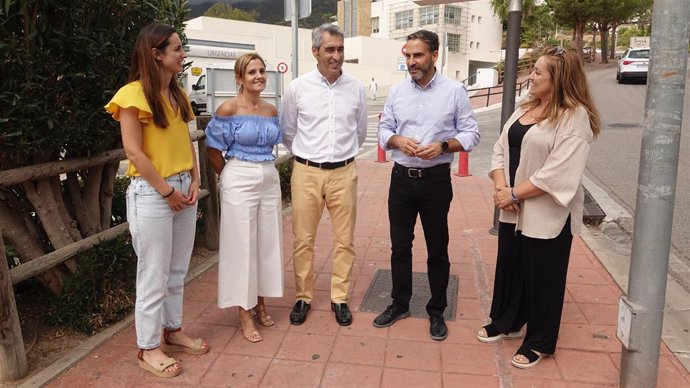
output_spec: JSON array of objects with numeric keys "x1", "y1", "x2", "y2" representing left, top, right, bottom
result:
[{"x1": 188, "y1": 1, "x2": 337, "y2": 29}]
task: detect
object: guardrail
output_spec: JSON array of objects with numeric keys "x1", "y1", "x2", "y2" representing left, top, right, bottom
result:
[{"x1": 468, "y1": 77, "x2": 532, "y2": 108}]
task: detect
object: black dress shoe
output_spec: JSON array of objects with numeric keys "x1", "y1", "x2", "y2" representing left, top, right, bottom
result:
[
  {"x1": 289, "y1": 300, "x2": 310, "y2": 325},
  {"x1": 372, "y1": 303, "x2": 410, "y2": 328},
  {"x1": 429, "y1": 315, "x2": 448, "y2": 341},
  {"x1": 331, "y1": 302, "x2": 353, "y2": 326}
]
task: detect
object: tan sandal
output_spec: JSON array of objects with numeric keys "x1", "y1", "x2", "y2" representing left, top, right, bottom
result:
[
  {"x1": 160, "y1": 327, "x2": 210, "y2": 355},
  {"x1": 239, "y1": 308, "x2": 263, "y2": 343},
  {"x1": 137, "y1": 349, "x2": 181, "y2": 378},
  {"x1": 253, "y1": 299, "x2": 275, "y2": 327}
]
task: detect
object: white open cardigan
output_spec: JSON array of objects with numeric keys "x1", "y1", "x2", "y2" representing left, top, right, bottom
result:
[{"x1": 490, "y1": 105, "x2": 594, "y2": 239}]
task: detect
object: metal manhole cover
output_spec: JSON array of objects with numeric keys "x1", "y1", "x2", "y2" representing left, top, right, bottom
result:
[{"x1": 358, "y1": 269, "x2": 458, "y2": 321}]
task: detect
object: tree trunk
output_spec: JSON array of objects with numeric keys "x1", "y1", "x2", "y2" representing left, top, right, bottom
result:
[
  {"x1": 0, "y1": 235, "x2": 28, "y2": 382},
  {"x1": 610, "y1": 24, "x2": 618, "y2": 59},
  {"x1": 600, "y1": 28, "x2": 609, "y2": 64},
  {"x1": 21, "y1": 178, "x2": 79, "y2": 273},
  {"x1": 0, "y1": 199, "x2": 65, "y2": 295},
  {"x1": 65, "y1": 169, "x2": 102, "y2": 238},
  {"x1": 99, "y1": 162, "x2": 118, "y2": 230}
]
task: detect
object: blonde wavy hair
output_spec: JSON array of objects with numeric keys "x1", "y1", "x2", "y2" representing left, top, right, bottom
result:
[{"x1": 522, "y1": 46, "x2": 601, "y2": 136}]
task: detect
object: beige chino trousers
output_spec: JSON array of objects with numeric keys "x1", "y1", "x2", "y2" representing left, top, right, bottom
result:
[{"x1": 290, "y1": 161, "x2": 358, "y2": 304}]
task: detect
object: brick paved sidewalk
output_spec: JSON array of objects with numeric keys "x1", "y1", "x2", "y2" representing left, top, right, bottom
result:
[{"x1": 46, "y1": 158, "x2": 690, "y2": 388}]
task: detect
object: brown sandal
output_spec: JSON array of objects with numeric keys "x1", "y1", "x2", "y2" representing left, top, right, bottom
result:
[
  {"x1": 160, "y1": 327, "x2": 210, "y2": 355},
  {"x1": 253, "y1": 299, "x2": 275, "y2": 327},
  {"x1": 137, "y1": 348, "x2": 181, "y2": 378},
  {"x1": 239, "y1": 308, "x2": 263, "y2": 343}
]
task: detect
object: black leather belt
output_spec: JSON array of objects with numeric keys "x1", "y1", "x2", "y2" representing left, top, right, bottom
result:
[
  {"x1": 295, "y1": 156, "x2": 354, "y2": 170},
  {"x1": 394, "y1": 162, "x2": 450, "y2": 178}
]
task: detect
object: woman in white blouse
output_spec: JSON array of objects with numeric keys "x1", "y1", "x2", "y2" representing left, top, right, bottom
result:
[{"x1": 205, "y1": 53, "x2": 283, "y2": 343}]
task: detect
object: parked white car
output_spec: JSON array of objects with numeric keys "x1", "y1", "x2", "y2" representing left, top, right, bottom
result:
[{"x1": 617, "y1": 47, "x2": 649, "y2": 84}]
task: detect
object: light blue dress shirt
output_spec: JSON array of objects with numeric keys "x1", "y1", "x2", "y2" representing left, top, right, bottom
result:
[
  {"x1": 205, "y1": 115, "x2": 281, "y2": 162},
  {"x1": 378, "y1": 72, "x2": 480, "y2": 168}
]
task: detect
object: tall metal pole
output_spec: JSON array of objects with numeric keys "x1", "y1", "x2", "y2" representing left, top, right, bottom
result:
[
  {"x1": 620, "y1": 0, "x2": 689, "y2": 386},
  {"x1": 291, "y1": 0, "x2": 299, "y2": 81},
  {"x1": 490, "y1": 0, "x2": 522, "y2": 235}
]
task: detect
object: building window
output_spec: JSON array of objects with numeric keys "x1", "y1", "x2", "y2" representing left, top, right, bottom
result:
[
  {"x1": 471, "y1": 15, "x2": 475, "y2": 23},
  {"x1": 470, "y1": 41, "x2": 474, "y2": 48},
  {"x1": 420, "y1": 5, "x2": 439, "y2": 26},
  {"x1": 478, "y1": 16, "x2": 482, "y2": 23},
  {"x1": 395, "y1": 10, "x2": 414, "y2": 30},
  {"x1": 448, "y1": 33, "x2": 461, "y2": 52},
  {"x1": 444, "y1": 5, "x2": 462, "y2": 26},
  {"x1": 372, "y1": 17, "x2": 379, "y2": 33},
  {"x1": 476, "y1": 42, "x2": 481, "y2": 49}
]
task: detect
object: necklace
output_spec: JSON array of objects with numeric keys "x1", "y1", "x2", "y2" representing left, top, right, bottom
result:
[{"x1": 525, "y1": 108, "x2": 542, "y2": 122}]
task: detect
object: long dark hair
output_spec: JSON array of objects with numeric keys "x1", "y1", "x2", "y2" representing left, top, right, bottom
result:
[{"x1": 128, "y1": 23, "x2": 193, "y2": 128}]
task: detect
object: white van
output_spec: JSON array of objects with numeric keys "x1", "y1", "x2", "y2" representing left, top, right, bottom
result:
[{"x1": 188, "y1": 74, "x2": 207, "y2": 115}]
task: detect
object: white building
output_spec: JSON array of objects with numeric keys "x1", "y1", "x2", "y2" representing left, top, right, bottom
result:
[
  {"x1": 182, "y1": 3, "x2": 502, "y2": 110},
  {"x1": 368, "y1": 0, "x2": 503, "y2": 83}
]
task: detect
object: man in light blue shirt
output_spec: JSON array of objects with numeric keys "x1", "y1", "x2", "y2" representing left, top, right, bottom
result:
[{"x1": 374, "y1": 30, "x2": 480, "y2": 341}]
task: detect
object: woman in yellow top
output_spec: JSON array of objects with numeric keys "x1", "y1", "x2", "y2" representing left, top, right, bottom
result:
[{"x1": 105, "y1": 23, "x2": 209, "y2": 378}]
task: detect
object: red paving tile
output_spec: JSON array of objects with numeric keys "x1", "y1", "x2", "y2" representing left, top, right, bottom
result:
[
  {"x1": 321, "y1": 363, "x2": 383, "y2": 388},
  {"x1": 384, "y1": 339, "x2": 442, "y2": 372},
  {"x1": 43, "y1": 159, "x2": 690, "y2": 388}
]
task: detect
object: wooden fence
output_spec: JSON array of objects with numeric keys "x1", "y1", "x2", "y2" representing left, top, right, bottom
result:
[{"x1": 0, "y1": 128, "x2": 219, "y2": 381}]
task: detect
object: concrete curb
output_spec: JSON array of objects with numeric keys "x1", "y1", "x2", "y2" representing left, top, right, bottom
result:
[{"x1": 581, "y1": 176, "x2": 690, "y2": 373}]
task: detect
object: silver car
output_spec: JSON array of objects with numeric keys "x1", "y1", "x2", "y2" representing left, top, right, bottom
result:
[{"x1": 617, "y1": 47, "x2": 649, "y2": 84}]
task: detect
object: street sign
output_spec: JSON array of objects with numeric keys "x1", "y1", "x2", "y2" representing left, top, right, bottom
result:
[
  {"x1": 284, "y1": 0, "x2": 312, "y2": 21},
  {"x1": 397, "y1": 57, "x2": 407, "y2": 72},
  {"x1": 277, "y1": 62, "x2": 289, "y2": 74}
]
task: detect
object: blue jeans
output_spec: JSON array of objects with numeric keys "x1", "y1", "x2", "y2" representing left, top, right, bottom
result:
[{"x1": 126, "y1": 171, "x2": 197, "y2": 349}]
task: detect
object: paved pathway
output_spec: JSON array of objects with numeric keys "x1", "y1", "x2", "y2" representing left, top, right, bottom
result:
[{"x1": 44, "y1": 158, "x2": 690, "y2": 387}]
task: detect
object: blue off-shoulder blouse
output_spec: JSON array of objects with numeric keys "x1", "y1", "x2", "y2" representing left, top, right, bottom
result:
[{"x1": 204, "y1": 115, "x2": 281, "y2": 162}]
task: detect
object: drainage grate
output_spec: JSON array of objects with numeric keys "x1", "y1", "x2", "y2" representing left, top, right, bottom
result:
[
  {"x1": 607, "y1": 122, "x2": 641, "y2": 129},
  {"x1": 358, "y1": 269, "x2": 458, "y2": 321}
]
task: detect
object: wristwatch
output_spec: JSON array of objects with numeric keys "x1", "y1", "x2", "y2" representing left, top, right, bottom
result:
[{"x1": 441, "y1": 140, "x2": 449, "y2": 153}]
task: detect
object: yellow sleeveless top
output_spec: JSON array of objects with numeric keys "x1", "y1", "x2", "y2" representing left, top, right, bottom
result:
[{"x1": 104, "y1": 81, "x2": 194, "y2": 178}]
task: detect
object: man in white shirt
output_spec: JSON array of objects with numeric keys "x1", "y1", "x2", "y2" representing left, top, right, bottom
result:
[
  {"x1": 369, "y1": 77, "x2": 378, "y2": 100},
  {"x1": 280, "y1": 23, "x2": 367, "y2": 327}
]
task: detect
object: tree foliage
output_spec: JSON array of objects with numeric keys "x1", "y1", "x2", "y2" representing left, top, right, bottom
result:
[
  {"x1": 204, "y1": 3, "x2": 259, "y2": 22},
  {"x1": 0, "y1": 0, "x2": 190, "y2": 294}
]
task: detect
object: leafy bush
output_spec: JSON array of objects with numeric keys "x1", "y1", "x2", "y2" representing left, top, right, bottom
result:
[
  {"x1": 277, "y1": 160, "x2": 293, "y2": 203},
  {"x1": 45, "y1": 235, "x2": 136, "y2": 334}
]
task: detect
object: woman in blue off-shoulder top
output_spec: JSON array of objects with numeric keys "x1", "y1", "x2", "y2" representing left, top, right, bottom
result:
[{"x1": 205, "y1": 53, "x2": 283, "y2": 343}]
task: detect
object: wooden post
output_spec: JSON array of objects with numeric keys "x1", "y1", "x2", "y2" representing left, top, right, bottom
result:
[
  {"x1": 0, "y1": 235, "x2": 28, "y2": 382},
  {"x1": 195, "y1": 117, "x2": 220, "y2": 251}
]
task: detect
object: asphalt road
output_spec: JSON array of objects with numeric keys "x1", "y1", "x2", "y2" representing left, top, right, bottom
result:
[{"x1": 585, "y1": 62, "x2": 690, "y2": 268}]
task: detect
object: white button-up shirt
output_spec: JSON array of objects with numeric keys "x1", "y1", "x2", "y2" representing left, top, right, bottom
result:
[{"x1": 280, "y1": 70, "x2": 368, "y2": 163}]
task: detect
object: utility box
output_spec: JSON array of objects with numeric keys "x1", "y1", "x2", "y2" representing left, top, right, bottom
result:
[{"x1": 617, "y1": 296, "x2": 646, "y2": 351}]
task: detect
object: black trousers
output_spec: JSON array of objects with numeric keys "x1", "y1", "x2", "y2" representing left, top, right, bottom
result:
[
  {"x1": 388, "y1": 164, "x2": 452, "y2": 317},
  {"x1": 489, "y1": 218, "x2": 572, "y2": 354}
]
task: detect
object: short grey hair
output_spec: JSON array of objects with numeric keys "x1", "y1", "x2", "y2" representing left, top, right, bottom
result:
[{"x1": 312, "y1": 23, "x2": 344, "y2": 50}]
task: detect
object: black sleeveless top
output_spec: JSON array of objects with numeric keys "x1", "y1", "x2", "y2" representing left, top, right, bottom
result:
[{"x1": 507, "y1": 119, "x2": 536, "y2": 187}]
